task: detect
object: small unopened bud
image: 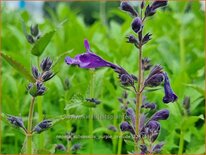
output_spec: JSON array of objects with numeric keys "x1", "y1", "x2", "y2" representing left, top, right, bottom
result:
[
  {"x1": 152, "y1": 142, "x2": 164, "y2": 153},
  {"x1": 86, "y1": 98, "x2": 101, "y2": 105},
  {"x1": 140, "y1": 144, "x2": 148, "y2": 154},
  {"x1": 145, "y1": 120, "x2": 160, "y2": 142},
  {"x1": 151, "y1": 109, "x2": 169, "y2": 121},
  {"x1": 30, "y1": 24, "x2": 39, "y2": 37},
  {"x1": 126, "y1": 35, "x2": 138, "y2": 44},
  {"x1": 142, "y1": 33, "x2": 152, "y2": 45},
  {"x1": 141, "y1": 102, "x2": 156, "y2": 110},
  {"x1": 131, "y1": 17, "x2": 143, "y2": 33},
  {"x1": 40, "y1": 57, "x2": 53, "y2": 71},
  {"x1": 183, "y1": 96, "x2": 190, "y2": 115},
  {"x1": 141, "y1": 1, "x2": 145, "y2": 9},
  {"x1": 26, "y1": 35, "x2": 35, "y2": 44},
  {"x1": 7, "y1": 115, "x2": 25, "y2": 130},
  {"x1": 71, "y1": 144, "x2": 81, "y2": 152},
  {"x1": 120, "y1": 121, "x2": 135, "y2": 134},
  {"x1": 120, "y1": 2, "x2": 138, "y2": 17},
  {"x1": 33, "y1": 120, "x2": 52, "y2": 134},
  {"x1": 142, "y1": 58, "x2": 152, "y2": 71},
  {"x1": 42, "y1": 71, "x2": 55, "y2": 82},
  {"x1": 28, "y1": 82, "x2": 46, "y2": 97},
  {"x1": 120, "y1": 74, "x2": 134, "y2": 86},
  {"x1": 126, "y1": 108, "x2": 136, "y2": 127},
  {"x1": 55, "y1": 144, "x2": 66, "y2": 152},
  {"x1": 32, "y1": 66, "x2": 39, "y2": 79}
]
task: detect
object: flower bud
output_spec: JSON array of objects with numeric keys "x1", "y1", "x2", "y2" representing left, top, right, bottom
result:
[
  {"x1": 120, "y1": 74, "x2": 134, "y2": 86},
  {"x1": 145, "y1": 120, "x2": 160, "y2": 142},
  {"x1": 131, "y1": 17, "x2": 143, "y2": 33},
  {"x1": 33, "y1": 120, "x2": 52, "y2": 134},
  {"x1": 145, "y1": 5, "x2": 156, "y2": 17},
  {"x1": 42, "y1": 71, "x2": 55, "y2": 82},
  {"x1": 26, "y1": 35, "x2": 35, "y2": 44},
  {"x1": 141, "y1": 102, "x2": 156, "y2": 110},
  {"x1": 28, "y1": 82, "x2": 46, "y2": 97},
  {"x1": 120, "y1": 121, "x2": 135, "y2": 135},
  {"x1": 140, "y1": 144, "x2": 148, "y2": 154},
  {"x1": 142, "y1": 58, "x2": 152, "y2": 71},
  {"x1": 40, "y1": 57, "x2": 53, "y2": 71},
  {"x1": 152, "y1": 142, "x2": 164, "y2": 153},
  {"x1": 141, "y1": 1, "x2": 145, "y2": 9},
  {"x1": 162, "y1": 73, "x2": 178, "y2": 103},
  {"x1": 120, "y1": 2, "x2": 138, "y2": 17},
  {"x1": 7, "y1": 115, "x2": 25, "y2": 130},
  {"x1": 142, "y1": 33, "x2": 152, "y2": 45},
  {"x1": 126, "y1": 108, "x2": 136, "y2": 127},
  {"x1": 32, "y1": 66, "x2": 40, "y2": 79},
  {"x1": 183, "y1": 96, "x2": 190, "y2": 115},
  {"x1": 55, "y1": 144, "x2": 66, "y2": 152},
  {"x1": 126, "y1": 35, "x2": 138, "y2": 44},
  {"x1": 71, "y1": 144, "x2": 81, "y2": 153},
  {"x1": 151, "y1": 109, "x2": 169, "y2": 121},
  {"x1": 30, "y1": 24, "x2": 39, "y2": 37}
]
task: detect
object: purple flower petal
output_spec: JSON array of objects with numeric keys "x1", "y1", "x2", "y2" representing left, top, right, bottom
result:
[{"x1": 84, "y1": 39, "x2": 90, "y2": 52}]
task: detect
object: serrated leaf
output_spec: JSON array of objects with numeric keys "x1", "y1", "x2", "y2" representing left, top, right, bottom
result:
[
  {"x1": 31, "y1": 30, "x2": 55, "y2": 56},
  {"x1": 64, "y1": 94, "x2": 84, "y2": 110},
  {"x1": 1, "y1": 52, "x2": 35, "y2": 82}
]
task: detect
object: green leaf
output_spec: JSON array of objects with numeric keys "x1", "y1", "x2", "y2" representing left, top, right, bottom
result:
[
  {"x1": 31, "y1": 30, "x2": 55, "y2": 56},
  {"x1": 1, "y1": 52, "x2": 35, "y2": 82},
  {"x1": 184, "y1": 84, "x2": 205, "y2": 97}
]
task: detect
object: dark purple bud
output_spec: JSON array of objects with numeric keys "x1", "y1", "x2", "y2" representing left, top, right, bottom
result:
[
  {"x1": 145, "y1": 120, "x2": 160, "y2": 142},
  {"x1": 126, "y1": 108, "x2": 136, "y2": 127},
  {"x1": 120, "y1": 74, "x2": 134, "y2": 86},
  {"x1": 71, "y1": 144, "x2": 81, "y2": 152},
  {"x1": 144, "y1": 65, "x2": 164, "y2": 87},
  {"x1": 28, "y1": 82, "x2": 46, "y2": 97},
  {"x1": 26, "y1": 35, "x2": 35, "y2": 44},
  {"x1": 86, "y1": 98, "x2": 101, "y2": 105},
  {"x1": 151, "y1": 0, "x2": 168, "y2": 10},
  {"x1": 42, "y1": 71, "x2": 55, "y2": 82},
  {"x1": 163, "y1": 73, "x2": 178, "y2": 103},
  {"x1": 142, "y1": 58, "x2": 152, "y2": 71},
  {"x1": 142, "y1": 33, "x2": 152, "y2": 45},
  {"x1": 33, "y1": 120, "x2": 52, "y2": 134},
  {"x1": 40, "y1": 57, "x2": 53, "y2": 71},
  {"x1": 131, "y1": 17, "x2": 143, "y2": 33},
  {"x1": 131, "y1": 74, "x2": 138, "y2": 81},
  {"x1": 145, "y1": 5, "x2": 156, "y2": 17},
  {"x1": 126, "y1": 35, "x2": 138, "y2": 44},
  {"x1": 120, "y1": 121, "x2": 135, "y2": 135},
  {"x1": 141, "y1": 102, "x2": 156, "y2": 110},
  {"x1": 151, "y1": 109, "x2": 169, "y2": 121},
  {"x1": 55, "y1": 144, "x2": 66, "y2": 152},
  {"x1": 140, "y1": 144, "x2": 148, "y2": 154},
  {"x1": 7, "y1": 115, "x2": 25, "y2": 130},
  {"x1": 32, "y1": 66, "x2": 39, "y2": 79},
  {"x1": 120, "y1": 2, "x2": 138, "y2": 17},
  {"x1": 108, "y1": 125, "x2": 117, "y2": 132},
  {"x1": 141, "y1": 0, "x2": 145, "y2": 9},
  {"x1": 30, "y1": 24, "x2": 39, "y2": 37},
  {"x1": 152, "y1": 142, "x2": 164, "y2": 153}
]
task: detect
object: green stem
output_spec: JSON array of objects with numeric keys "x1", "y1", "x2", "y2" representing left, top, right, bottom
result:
[
  {"x1": 26, "y1": 97, "x2": 36, "y2": 154},
  {"x1": 89, "y1": 70, "x2": 95, "y2": 154},
  {"x1": 117, "y1": 131, "x2": 123, "y2": 155},
  {"x1": 99, "y1": 1, "x2": 107, "y2": 26},
  {"x1": 178, "y1": 128, "x2": 184, "y2": 154},
  {"x1": 37, "y1": 96, "x2": 44, "y2": 148},
  {"x1": 135, "y1": 45, "x2": 143, "y2": 153}
]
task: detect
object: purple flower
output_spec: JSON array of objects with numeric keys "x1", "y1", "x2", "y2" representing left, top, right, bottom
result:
[
  {"x1": 152, "y1": 142, "x2": 164, "y2": 153},
  {"x1": 141, "y1": 102, "x2": 156, "y2": 110},
  {"x1": 65, "y1": 40, "x2": 113, "y2": 69},
  {"x1": 151, "y1": 109, "x2": 169, "y2": 121},
  {"x1": 163, "y1": 73, "x2": 178, "y2": 103},
  {"x1": 151, "y1": 0, "x2": 168, "y2": 10}
]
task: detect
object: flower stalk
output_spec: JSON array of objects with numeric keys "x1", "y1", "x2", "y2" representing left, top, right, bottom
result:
[{"x1": 26, "y1": 97, "x2": 35, "y2": 154}]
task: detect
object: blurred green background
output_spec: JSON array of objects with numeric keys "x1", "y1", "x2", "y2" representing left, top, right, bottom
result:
[{"x1": 1, "y1": 1, "x2": 205, "y2": 154}]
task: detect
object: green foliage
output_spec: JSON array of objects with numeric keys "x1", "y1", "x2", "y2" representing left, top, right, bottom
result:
[{"x1": 1, "y1": 1, "x2": 205, "y2": 154}]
